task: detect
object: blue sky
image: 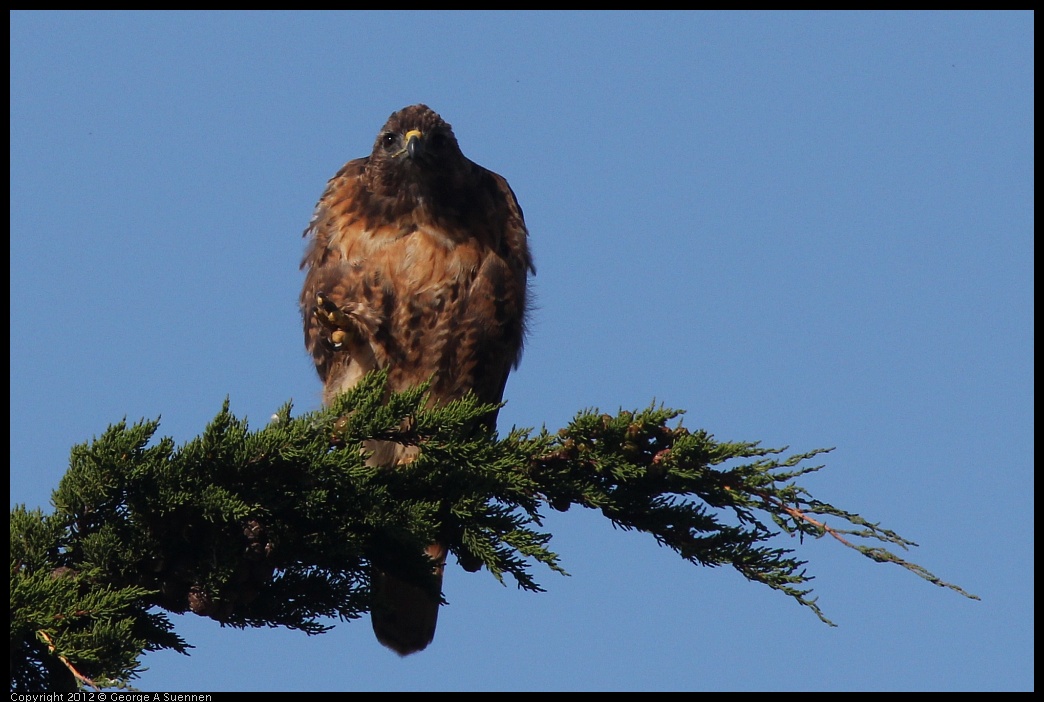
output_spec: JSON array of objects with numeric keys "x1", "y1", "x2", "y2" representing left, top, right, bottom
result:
[{"x1": 10, "y1": 11, "x2": 1032, "y2": 692}]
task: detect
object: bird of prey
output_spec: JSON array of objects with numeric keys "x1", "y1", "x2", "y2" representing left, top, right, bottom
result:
[{"x1": 299, "y1": 104, "x2": 534, "y2": 655}]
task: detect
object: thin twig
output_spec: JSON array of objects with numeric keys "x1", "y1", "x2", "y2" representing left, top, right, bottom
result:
[
  {"x1": 37, "y1": 630, "x2": 100, "y2": 691},
  {"x1": 758, "y1": 490, "x2": 855, "y2": 547}
]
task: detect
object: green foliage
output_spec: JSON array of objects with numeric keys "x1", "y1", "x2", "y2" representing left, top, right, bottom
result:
[
  {"x1": 9, "y1": 371, "x2": 976, "y2": 690},
  {"x1": 10, "y1": 507, "x2": 186, "y2": 691}
]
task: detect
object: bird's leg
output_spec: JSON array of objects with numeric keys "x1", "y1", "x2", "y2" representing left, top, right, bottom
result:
[{"x1": 311, "y1": 292, "x2": 373, "y2": 350}]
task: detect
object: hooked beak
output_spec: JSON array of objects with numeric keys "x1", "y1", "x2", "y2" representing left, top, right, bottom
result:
[{"x1": 404, "y1": 129, "x2": 423, "y2": 160}]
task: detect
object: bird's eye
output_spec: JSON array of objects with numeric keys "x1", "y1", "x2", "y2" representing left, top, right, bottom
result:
[
  {"x1": 429, "y1": 132, "x2": 446, "y2": 149},
  {"x1": 381, "y1": 133, "x2": 397, "y2": 149}
]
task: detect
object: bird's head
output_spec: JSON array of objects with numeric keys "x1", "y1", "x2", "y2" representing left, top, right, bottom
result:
[{"x1": 371, "y1": 104, "x2": 463, "y2": 170}]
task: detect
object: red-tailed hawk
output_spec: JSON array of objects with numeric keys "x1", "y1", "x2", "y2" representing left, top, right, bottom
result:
[{"x1": 300, "y1": 104, "x2": 533, "y2": 655}]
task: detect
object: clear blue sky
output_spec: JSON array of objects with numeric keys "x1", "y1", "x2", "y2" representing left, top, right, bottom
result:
[{"x1": 10, "y1": 11, "x2": 1032, "y2": 692}]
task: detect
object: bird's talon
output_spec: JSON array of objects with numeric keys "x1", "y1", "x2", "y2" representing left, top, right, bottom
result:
[{"x1": 315, "y1": 293, "x2": 343, "y2": 324}]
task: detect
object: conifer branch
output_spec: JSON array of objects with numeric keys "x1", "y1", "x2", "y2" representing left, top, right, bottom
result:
[
  {"x1": 9, "y1": 371, "x2": 977, "y2": 690},
  {"x1": 37, "y1": 630, "x2": 99, "y2": 691}
]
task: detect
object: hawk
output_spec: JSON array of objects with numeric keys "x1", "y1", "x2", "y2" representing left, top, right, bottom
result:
[{"x1": 299, "y1": 104, "x2": 534, "y2": 655}]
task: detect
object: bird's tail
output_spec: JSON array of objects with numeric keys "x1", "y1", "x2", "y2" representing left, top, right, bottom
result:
[{"x1": 370, "y1": 541, "x2": 446, "y2": 656}]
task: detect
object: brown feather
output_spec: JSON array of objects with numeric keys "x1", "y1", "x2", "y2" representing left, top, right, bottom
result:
[{"x1": 300, "y1": 104, "x2": 533, "y2": 655}]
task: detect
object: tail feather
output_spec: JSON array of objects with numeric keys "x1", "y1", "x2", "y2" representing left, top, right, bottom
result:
[{"x1": 370, "y1": 542, "x2": 446, "y2": 656}]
